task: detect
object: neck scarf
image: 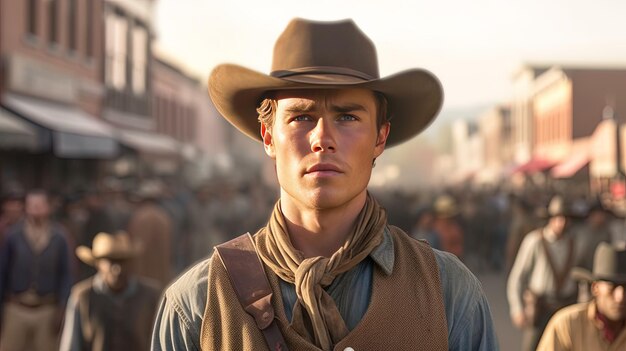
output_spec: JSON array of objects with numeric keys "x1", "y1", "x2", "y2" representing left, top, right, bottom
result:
[{"x1": 255, "y1": 193, "x2": 387, "y2": 350}]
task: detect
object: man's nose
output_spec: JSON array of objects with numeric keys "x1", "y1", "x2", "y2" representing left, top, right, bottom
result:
[
  {"x1": 111, "y1": 264, "x2": 122, "y2": 275},
  {"x1": 615, "y1": 285, "x2": 625, "y2": 302},
  {"x1": 310, "y1": 118, "x2": 336, "y2": 153}
]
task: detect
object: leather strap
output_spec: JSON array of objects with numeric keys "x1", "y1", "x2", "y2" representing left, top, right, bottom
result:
[
  {"x1": 540, "y1": 230, "x2": 574, "y2": 297},
  {"x1": 215, "y1": 233, "x2": 289, "y2": 351}
]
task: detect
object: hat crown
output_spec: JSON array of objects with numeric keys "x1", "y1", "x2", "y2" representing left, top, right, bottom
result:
[
  {"x1": 271, "y1": 18, "x2": 379, "y2": 79},
  {"x1": 547, "y1": 195, "x2": 570, "y2": 217},
  {"x1": 593, "y1": 243, "x2": 626, "y2": 280},
  {"x1": 91, "y1": 232, "x2": 136, "y2": 259}
]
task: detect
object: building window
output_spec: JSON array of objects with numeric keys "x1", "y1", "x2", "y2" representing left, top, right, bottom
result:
[
  {"x1": 132, "y1": 25, "x2": 148, "y2": 94},
  {"x1": 106, "y1": 12, "x2": 128, "y2": 90},
  {"x1": 68, "y1": 0, "x2": 77, "y2": 51},
  {"x1": 48, "y1": 0, "x2": 58, "y2": 44},
  {"x1": 86, "y1": 0, "x2": 94, "y2": 57},
  {"x1": 27, "y1": 0, "x2": 38, "y2": 36}
]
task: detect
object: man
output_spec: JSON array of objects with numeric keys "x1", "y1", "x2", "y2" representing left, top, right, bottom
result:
[
  {"x1": 0, "y1": 191, "x2": 24, "y2": 244},
  {"x1": 127, "y1": 180, "x2": 173, "y2": 288},
  {"x1": 507, "y1": 195, "x2": 578, "y2": 351},
  {"x1": 0, "y1": 189, "x2": 72, "y2": 351},
  {"x1": 152, "y1": 18, "x2": 497, "y2": 350},
  {"x1": 60, "y1": 231, "x2": 161, "y2": 351},
  {"x1": 536, "y1": 243, "x2": 626, "y2": 350}
]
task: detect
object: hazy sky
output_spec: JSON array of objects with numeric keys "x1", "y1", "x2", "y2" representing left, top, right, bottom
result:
[{"x1": 155, "y1": 0, "x2": 626, "y2": 111}]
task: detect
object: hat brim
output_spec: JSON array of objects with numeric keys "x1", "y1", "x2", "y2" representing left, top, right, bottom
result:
[
  {"x1": 571, "y1": 267, "x2": 626, "y2": 284},
  {"x1": 75, "y1": 246, "x2": 138, "y2": 267},
  {"x1": 208, "y1": 64, "x2": 444, "y2": 148}
]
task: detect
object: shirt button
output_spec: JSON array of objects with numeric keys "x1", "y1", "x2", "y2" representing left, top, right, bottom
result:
[{"x1": 344, "y1": 348, "x2": 355, "y2": 351}]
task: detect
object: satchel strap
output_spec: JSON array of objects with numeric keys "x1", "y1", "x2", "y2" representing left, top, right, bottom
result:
[
  {"x1": 215, "y1": 233, "x2": 289, "y2": 351},
  {"x1": 540, "y1": 230, "x2": 574, "y2": 296}
]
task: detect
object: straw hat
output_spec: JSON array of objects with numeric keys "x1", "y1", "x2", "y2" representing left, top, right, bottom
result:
[
  {"x1": 208, "y1": 18, "x2": 443, "y2": 148},
  {"x1": 76, "y1": 232, "x2": 140, "y2": 266},
  {"x1": 433, "y1": 195, "x2": 459, "y2": 218}
]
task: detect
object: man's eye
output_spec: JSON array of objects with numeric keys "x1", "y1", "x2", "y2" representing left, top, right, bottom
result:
[
  {"x1": 293, "y1": 115, "x2": 312, "y2": 122},
  {"x1": 338, "y1": 114, "x2": 358, "y2": 121}
]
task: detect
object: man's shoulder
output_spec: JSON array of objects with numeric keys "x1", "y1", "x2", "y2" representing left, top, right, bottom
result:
[
  {"x1": 550, "y1": 301, "x2": 590, "y2": 325},
  {"x1": 162, "y1": 256, "x2": 213, "y2": 320},
  {"x1": 71, "y1": 277, "x2": 95, "y2": 297},
  {"x1": 432, "y1": 249, "x2": 482, "y2": 293}
]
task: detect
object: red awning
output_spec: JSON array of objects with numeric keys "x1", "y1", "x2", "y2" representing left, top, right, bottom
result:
[
  {"x1": 511, "y1": 158, "x2": 557, "y2": 174},
  {"x1": 551, "y1": 150, "x2": 590, "y2": 178}
]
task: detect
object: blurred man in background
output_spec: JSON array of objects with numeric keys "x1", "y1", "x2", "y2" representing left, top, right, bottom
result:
[
  {"x1": 0, "y1": 190, "x2": 72, "y2": 351},
  {"x1": 507, "y1": 195, "x2": 578, "y2": 351},
  {"x1": 60, "y1": 231, "x2": 161, "y2": 351}
]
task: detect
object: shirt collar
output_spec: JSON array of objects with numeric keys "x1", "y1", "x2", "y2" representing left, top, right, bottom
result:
[{"x1": 369, "y1": 226, "x2": 394, "y2": 276}]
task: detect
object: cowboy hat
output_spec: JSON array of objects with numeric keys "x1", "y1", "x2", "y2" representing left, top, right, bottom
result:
[
  {"x1": 536, "y1": 195, "x2": 576, "y2": 219},
  {"x1": 76, "y1": 231, "x2": 140, "y2": 266},
  {"x1": 208, "y1": 18, "x2": 443, "y2": 148},
  {"x1": 571, "y1": 243, "x2": 626, "y2": 284},
  {"x1": 433, "y1": 195, "x2": 459, "y2": 218}
]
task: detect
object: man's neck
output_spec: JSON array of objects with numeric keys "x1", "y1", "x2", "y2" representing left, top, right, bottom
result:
[{"x1": 280, "y1": 191, "x2": 367, "y2": 258}]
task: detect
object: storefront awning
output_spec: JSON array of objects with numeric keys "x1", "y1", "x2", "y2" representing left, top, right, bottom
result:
[
  {"x1": 511, "y1": 157, "x2": 556, "y2": 174},
  {"x1": 0, "y1": 107, "x2": 38, "y2": 151},
  {"x1": 117, "y1": 129, "x2": 180, "y2": 157},
  {"x1": 3, "y1": 94, "x2": 118, "y2": 158},
  {"x1": 551, "y1": 149, "x2": 590, "y2": 179}
]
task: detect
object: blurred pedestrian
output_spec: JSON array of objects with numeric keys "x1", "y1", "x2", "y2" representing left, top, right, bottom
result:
[
  {"x1": 60, "y1": 231, "x2": 161, "y2": 351},
  {"x1": 507, "y1": 195, "x2": 578, "y2": 351},
  {"x1": 0, "y1": 189, "x2": 72, "y2": 351},
  {"x1": 433, "y1": 194, "x2": 464, "y2": 259},
  {"x1": 410, "y1": 206, "x2": 440, "y2": 249},
  {"x1": 126, "y1": 180, "x2": 173, "y2": 288},
  {"x1": 0, "y1": 191, "x2": 24, "y2": 246},
  {"x1": 536, "y1": 243, "x2": 626, "y2": 350},
  {"x1": 574, "y1": 201, "x2": 613, "y2": 271},
  {"x1": 506, "y1": 195, "x2": 540, "y2": 273}
]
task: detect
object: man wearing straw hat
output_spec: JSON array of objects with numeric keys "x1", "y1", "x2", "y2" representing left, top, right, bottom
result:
[
  {"x1": 537, "y1": 243, "x2": 626, "y2": 350},
  {"x1": 60, "y1": 232, "x2": 161, "y2": 351},
  {"x1": 152, "y1": 18, "x2": 497, "y2": 350}
]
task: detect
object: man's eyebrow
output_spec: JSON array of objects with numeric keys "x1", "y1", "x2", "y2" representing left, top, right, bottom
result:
[
  {"x1": 283, "y1": 100, "x2": 316, "y2": 113},
  {"x1": 330, "y1": 103, "x2": 368, "y2": 113}
]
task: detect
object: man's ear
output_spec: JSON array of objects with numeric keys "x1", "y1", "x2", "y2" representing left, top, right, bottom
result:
[
  {"x1": 261, "y1": 123, "x2": 276, "y2": 158},
  {"x1": 374, "y1": 122, "x2": 391, "y2": 158}
]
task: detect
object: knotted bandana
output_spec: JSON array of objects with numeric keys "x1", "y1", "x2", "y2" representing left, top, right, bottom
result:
[{"x1": 255, "y1": 193, "x2": 387, "y2": 350}]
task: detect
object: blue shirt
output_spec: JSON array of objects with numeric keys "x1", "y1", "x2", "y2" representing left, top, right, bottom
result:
[
  {"x1": 0, "y1": 221, "x2": 71, "y2": 314},
  {"x1": 151, "y1": 230, "x2": 499, "y2": 350}
]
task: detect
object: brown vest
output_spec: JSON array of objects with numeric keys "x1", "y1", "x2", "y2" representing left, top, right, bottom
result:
[{"x1": 200, "y1": 226, "x2": 448, "y2": 350}]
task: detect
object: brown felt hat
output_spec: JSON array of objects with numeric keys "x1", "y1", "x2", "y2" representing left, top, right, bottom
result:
[{"x1": 208, "y1": 18, "x2": 443, "y2": 148}]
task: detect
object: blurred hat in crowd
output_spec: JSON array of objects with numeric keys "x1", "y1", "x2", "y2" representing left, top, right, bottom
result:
[
  {"x1": 571, "y1": 243, "x2": 626, "y2": 284},
  {"x1": 433, "y1": 195, "x2": 459, "y2": 218},
  {"x1": 76, "y1": 231, "x2": 140, "y2": 266},
  {"x1": 133, "y1": 179, "x2": 165, "y2": 200},
  {"x1": 536, "y1": 195, "x2": 575, "y2": 219}
]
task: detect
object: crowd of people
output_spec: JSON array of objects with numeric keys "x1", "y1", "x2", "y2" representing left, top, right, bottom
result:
[
  {"x1": 0, "y1": 178, "x2": 277, "y2": 351},
  {"x1": 0, "y1": 178, "x2": 625, "y2": 350}
]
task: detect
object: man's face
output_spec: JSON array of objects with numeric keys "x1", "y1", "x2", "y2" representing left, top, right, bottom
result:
[
  {"x1": 548, "y1": 215, "x2": 569, "y2": 237},
  {"x1": 96, "y1": 258, "x2": 131, "y2": 292},
  {"x1": 592, "y1": 280, "x2": 626, "y2": 322},
  {"x1": 25, "y1": 194, "x2": 50, "y2": 222},
  {"x1": 262, "y1": 89, "x2": 389, "y2": 210}
]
